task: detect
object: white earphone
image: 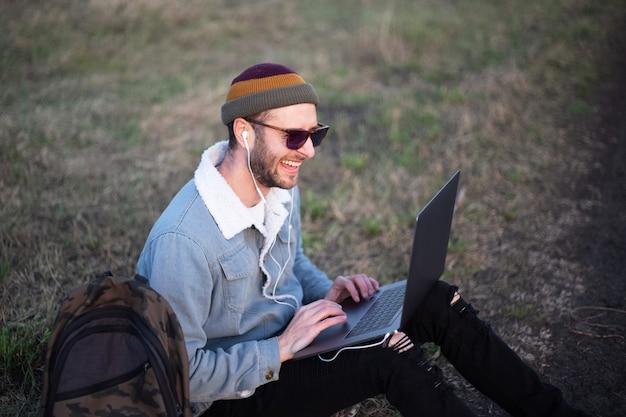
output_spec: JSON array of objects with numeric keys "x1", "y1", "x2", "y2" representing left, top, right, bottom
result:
[
  {"x1": 239, "y1": 126, "x2": 298, "y2": 312},
  {"x1": 242, "y1": 130, "x2": 249, "y2": 149}
]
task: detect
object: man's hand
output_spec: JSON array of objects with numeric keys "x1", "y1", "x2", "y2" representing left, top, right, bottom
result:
[
  {"x1": 277, "y1": 299, "x2": 346, "y2": 362},
  {"x1": 324, "y1": 274, "x2": 380, "y2": 304}
]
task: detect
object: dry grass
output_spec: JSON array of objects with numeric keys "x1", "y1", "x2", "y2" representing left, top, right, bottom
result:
[{"x1": 1, "y1": 0, "x2": 624, "y2": 415}]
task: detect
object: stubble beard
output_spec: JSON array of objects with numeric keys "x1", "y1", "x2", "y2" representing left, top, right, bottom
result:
[{"x1": 249, "y1": 133, "x2": 298, "y2": 190}]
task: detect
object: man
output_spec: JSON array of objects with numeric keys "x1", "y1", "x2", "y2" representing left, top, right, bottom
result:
[{"x1": 137, "y1": 63, "x2": 588, "y2": 416}]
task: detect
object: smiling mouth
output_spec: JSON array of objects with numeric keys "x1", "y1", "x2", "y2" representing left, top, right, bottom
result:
[{"x1": 281, "y1": 159, "x2": 302, "y2": 168}]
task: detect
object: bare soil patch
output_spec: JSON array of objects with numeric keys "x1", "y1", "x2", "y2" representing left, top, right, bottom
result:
[{"x1": 437, "y1": 25, "x2": 626, "y2": 417}]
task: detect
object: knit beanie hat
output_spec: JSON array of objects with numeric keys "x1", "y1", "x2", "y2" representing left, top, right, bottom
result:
[{"x1": 221, "y1": 63, "x2": 319, "y2": 125}]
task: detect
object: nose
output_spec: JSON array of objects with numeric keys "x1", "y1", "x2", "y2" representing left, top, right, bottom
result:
[{"x1": 297, "y1": 136, "x2": 316, "y2": 158}]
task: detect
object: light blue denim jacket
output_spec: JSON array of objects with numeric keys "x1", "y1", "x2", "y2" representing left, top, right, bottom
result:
[{"x1": 137, "y1": 141, "x2": 333, "y2": 415}]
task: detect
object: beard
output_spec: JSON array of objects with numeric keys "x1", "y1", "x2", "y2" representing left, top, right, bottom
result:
[{"x1": 249, "y1": 132, "x2": 298, "y2": 190}]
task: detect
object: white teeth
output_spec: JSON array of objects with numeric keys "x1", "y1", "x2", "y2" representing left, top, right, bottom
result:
[{"x1": 282, "y1": 160, "x2": 301, "y2": 167}]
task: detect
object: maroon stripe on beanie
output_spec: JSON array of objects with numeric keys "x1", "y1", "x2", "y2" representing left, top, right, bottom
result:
[{"x1": 231, "y1": 63, "x2": 296, "y2": 84}]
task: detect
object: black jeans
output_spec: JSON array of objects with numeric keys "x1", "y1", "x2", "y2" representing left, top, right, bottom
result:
[{"x1": 203, "y1": 281, "x2": 586, "y2": 417}]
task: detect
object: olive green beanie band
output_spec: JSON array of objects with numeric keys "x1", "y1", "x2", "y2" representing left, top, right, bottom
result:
[{"x1": 221, "y1": 63, "x2": 319, "y2": 125}]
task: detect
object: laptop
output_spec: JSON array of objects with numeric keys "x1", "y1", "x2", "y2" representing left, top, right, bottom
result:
[{"x1": 293, "y1": 170, "x2": 460, "y2": 360}]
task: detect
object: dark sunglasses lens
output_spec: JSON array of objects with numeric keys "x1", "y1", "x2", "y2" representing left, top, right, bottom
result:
[
  {"x1": 285, "y1": 125, "x2": 329, "y2": 149},
  {"x1": 310, "y1": 127, "x2": 328, "y2": 147},
  {"x1": 286, "y1": 130, "x2": 310, "y2": 150}
]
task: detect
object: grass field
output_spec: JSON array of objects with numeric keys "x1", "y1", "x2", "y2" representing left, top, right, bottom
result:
[{"x1": 1, "y1": 0, "x2": 624, "y2": 415}]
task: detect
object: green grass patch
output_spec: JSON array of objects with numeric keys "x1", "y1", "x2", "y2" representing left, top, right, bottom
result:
[
  {"x1": 301, "y1": 189, "x2": 331, "y2": 221},
  {"x1": 507, "y1": 302, "x2": 539, "y2": 321},
  {"x1": 567, "y1": 100, "x2": 594, "y2": 116},
  {"x1": 1, "y1": 321, "x2": 50, "y2": 416},
  {"x1": 340, "y1": 152, "x2": 370, "y2": 172},
  {"x1": 361, "y1": 215, "x2": 383, "y2": 236},
  {"x1": 0, "y1": 260, "x2": 12, "y2": 284}
]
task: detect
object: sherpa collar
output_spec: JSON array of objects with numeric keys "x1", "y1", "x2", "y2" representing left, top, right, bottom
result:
[{"x1": 193, "y1": 141, "x2": 291, "y2": 241}]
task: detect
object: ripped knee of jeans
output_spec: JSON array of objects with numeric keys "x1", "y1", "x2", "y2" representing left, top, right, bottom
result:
[
  {"x1": 450, "y1": 297, "x2": 492, "y2": 335},
  {"x1": 384, "y1": 330, "x2": 415, "y2": 353},
  {"x1": 450, "y1": 291, "x2": 461, "y2": 306},
  {"x1": 409, "y1": 349, "x2": 454, "y2": 395}
]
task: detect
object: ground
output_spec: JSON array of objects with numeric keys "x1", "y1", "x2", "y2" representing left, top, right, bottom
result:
[
  {"x1": 439, "y1": 39, "x2": 626, "y2": 417},
  {"x1": 338, "y1": 24, "x2": 626, "y2": 417}
]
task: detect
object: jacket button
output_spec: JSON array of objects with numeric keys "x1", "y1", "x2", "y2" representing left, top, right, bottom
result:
[{"x1": 265, "y1": 369, "x2": 274, "y2": 380}]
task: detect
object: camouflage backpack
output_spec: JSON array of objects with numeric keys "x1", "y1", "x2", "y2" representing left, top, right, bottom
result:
[{"x1": 41, "y1": 271, "x2": 192, "y2": 417}]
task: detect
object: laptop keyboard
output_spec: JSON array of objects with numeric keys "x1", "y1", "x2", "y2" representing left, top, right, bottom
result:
[{"x1": 346, "y1": 285, "x2": 405, "y2": 338}]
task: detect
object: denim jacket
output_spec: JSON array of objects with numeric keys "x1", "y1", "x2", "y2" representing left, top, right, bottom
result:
[{"x1": 137, "y1": 141, "x2": 333, "y2": 415}]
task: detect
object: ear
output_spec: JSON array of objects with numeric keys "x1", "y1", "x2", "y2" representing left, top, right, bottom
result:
[{"x1": 233, "y1": 118, "x2": 251, "y2": 149}]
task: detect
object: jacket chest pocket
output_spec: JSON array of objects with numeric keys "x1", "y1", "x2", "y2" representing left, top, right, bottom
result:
[{"x1": 218, "y1": 245, "x2": 259, "y2": 313}]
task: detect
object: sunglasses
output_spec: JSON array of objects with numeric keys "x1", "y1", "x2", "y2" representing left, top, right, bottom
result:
[{"x1": 245, "y1": 119, "x2": 330, "y2": 150}]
